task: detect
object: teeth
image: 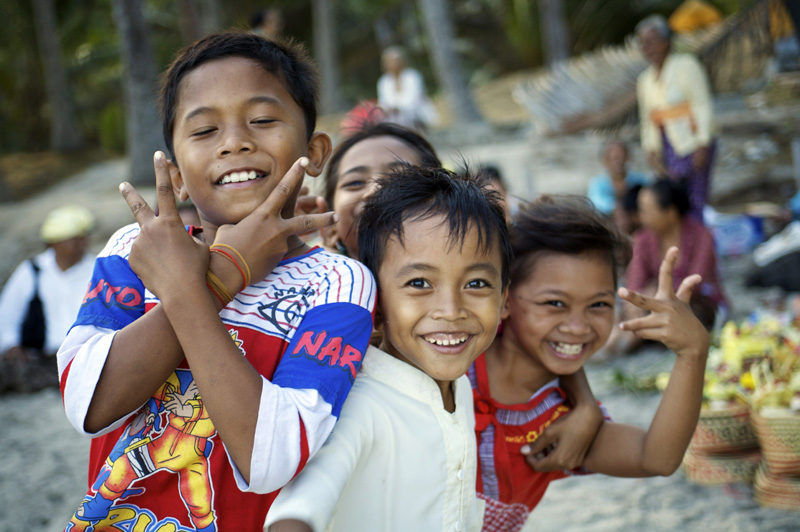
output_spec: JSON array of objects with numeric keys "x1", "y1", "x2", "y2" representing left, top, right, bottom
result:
[
  {"x1": 219, "y1": 170, "x2": 261, "y2": 184},
  {"x1": 425, "y1": 335, "x2": 468, "y2": 347},
  {"x1": 550, "y1": 342, "x2": 583, "y2": 355}
]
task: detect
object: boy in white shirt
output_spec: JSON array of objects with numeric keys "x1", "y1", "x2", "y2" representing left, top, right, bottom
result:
[{"x1": 265, "y1": 166, "x2": 512, "y2": 532}]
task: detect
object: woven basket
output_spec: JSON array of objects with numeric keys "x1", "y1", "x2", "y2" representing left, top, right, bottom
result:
[
  {"x1": 751, "y1": 410, "x2": 800, "y2": 476},
  {"x1": 754, "y1": 462, "x2": 800, "y2": 510},
  {"x1": 682, "y1": 447, "x2": 762, "y2": 486},
  {"x1": 689, "y1": 404, "x2": 759, "y2": 453}
]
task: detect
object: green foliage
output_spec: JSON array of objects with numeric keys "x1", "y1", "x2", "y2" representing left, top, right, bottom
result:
[
  {"x1": 0, "y1": 0, "x2": 745, "y2": 155},
  {"x1": 98, "y1": 102, "x2": 125, "y2": 154}
]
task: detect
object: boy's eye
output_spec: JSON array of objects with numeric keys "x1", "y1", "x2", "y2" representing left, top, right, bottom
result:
[
  {"x1": 466, "y1": 279, "x2": 491, "y2": 289},
  {"x1": 544, "y1": 300, "x2": 565, "y2": 308},
  {"x1": 341, "y1": 179, "x2": 367, "y2": 190},
  {"x1": 590, "y1": 301, "x2": 613, "y2": 310},
  {"x1": 191, "y1": 128, "x2": 215, "y2": 137},
  {"x1": 251, "y1": 118, "x2": 276, "y2": 125},
  {"x1": 407, "y1": 278, "x2": 431, "y2": 289}
]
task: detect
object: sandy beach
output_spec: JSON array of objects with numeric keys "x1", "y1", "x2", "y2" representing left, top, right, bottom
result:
[{"x1": 2, "y1": 95, "x2": 800, "y2": 530}]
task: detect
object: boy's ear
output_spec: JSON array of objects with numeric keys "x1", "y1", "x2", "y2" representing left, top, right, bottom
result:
[
  {"x1": 168, "y1": 159, "x2": 189, "y2": 201},
  {"x1": 500, "y1": 286, "x2": 511, "y2": 321},
  {"x1": 305, "y1": 131, "x2": 333, "y2": 177}
]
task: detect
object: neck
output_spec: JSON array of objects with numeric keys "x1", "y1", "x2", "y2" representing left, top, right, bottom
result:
[
  {"x1": 55, "y1": 254, "x2": 81, "y2": 272},
  {"x1": 437, "y1": 379, "x2": 456, "y2": 413},
  {"x1": 487, "y1": 334, "x2": 556, "y2": 403}
]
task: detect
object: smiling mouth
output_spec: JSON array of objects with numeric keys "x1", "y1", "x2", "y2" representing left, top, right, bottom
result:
[
  {"x1": 217, "y1": 170, "x2": 266, "y2": 185},
  {"x1": 549, "y1": 341, "x2": 585, "y2": 358},
  {"x1": 423, "y1": 333, "x2": 469, "y2": 347}
]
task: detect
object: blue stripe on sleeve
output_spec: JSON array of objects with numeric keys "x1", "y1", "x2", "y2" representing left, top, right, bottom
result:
[
  {"x1": 272, "y1": 302, "x2": 374, "y2": 417},
  {"x1": 72, "y1": 255, "x2": 146, "y2": 331}
]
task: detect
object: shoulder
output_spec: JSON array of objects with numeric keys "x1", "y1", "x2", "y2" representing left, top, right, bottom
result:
[
  {"x1": 301, "y1": 249, "x2": 375, "y2": 288},
  {"x1": 97, "y1": 223, "x2": 141, "y2": 259}
]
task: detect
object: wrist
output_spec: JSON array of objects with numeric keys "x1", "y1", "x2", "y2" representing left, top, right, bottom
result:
[{"x1": 208, "y1": 253, "x2": 242, "y2": 310}]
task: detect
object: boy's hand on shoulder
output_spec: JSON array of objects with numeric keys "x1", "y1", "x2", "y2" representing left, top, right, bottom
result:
[
  {"x1": 521, "y1": 401, "x2": 602, "y2": 472},
  {"x1": 213, "y1": 157, "x2": 339, "y2": 284},
  {"x1": 120, "y1": 151, "x2": 209, "y2": 302},
  {"x1": 618, "y1": 246, "x2": 709, "y2": 359}
]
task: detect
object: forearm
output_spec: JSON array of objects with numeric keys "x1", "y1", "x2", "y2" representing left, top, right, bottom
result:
[
  {"x1": 83, "y1": 305, "x2": 184, "y2": 433},
  {"x1": 161, "y1": 282, "x2": 263, "y2": 483},
  {"x1": 640, "y1": 349, "x2": 707, "y2": 475},
  {"x1": 84, "y1": 253, "x2": 244, "y2": 433}
]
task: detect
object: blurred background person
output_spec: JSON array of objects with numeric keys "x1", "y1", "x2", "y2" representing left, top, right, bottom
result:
[
  {"x1": 377, "y1": 46, "x2": 438, "y2": 131},
  {"x1": 0, "y1": 205, "x2": 96, "y2": 393},
  {"x1": 606, "y1": 179, "x2": 725, "y2": 356},
  {"x1": 636, "y1": 14, "x2": 716, "y2": 222},
  {"x1": 586, "y1": 140, "x2": 649, "y2": 233}
]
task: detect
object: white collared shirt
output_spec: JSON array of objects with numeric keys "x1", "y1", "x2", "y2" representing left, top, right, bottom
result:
[{"x1": 265, "y1": 345, "x2": 484, "y2": 532}]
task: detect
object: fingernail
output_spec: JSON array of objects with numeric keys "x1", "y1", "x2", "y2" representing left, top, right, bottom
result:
[
  {"x1": 521, "y1": 445, "x2": 530, "y2": 454},
  {"x1": 118, "y1": 182, "x2": 127, "y2": 192},
  {"x1": 332, "y1": 212, "x2": 339, "y2": 223},
  {"x1": 154, "y1": 151, "x2": 164, "y2": 161},
  {"x1": 299, "y1": 157, "x2": 309, "y2": 168}
]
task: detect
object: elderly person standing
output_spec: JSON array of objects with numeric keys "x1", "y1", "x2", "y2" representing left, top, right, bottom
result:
[
  {"x1": 0, "y1": 205, "x2": 96, "y2": 393},
  {"x1": 636, "y1": 14, "x2": 716, "y2": 222}
]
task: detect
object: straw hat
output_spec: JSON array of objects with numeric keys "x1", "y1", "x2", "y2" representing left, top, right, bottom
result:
[{"x1": 40, "y1": 205, "x2": 95, "y2": 244}]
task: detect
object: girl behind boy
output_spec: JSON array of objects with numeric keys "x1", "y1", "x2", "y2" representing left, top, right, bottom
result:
[{"x1": 473, "y1": 195, "x2": 709, "y2": 527}]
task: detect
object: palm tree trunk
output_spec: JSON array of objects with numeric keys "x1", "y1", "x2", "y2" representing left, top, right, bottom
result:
[
  {"x1": 110, "y1": 0, "x2": 164, "y2": 186},
  {"x1": 31, "y1": 0, "x2": 84, "y2": 152},
  {"x1": 417, "y1": 0, "x2": 483, "y2": 125}
]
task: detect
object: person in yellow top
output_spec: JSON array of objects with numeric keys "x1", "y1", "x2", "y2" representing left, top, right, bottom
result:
[{"x1": 636, "y1": 14, "x2": 715, "y2": 222}]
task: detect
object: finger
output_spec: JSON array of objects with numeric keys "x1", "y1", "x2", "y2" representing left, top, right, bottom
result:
[
  {"x1": 298, "y1": 185, "x2": 310, "y2": 196},
  {"x1": 119, "y1": 181, "x2": 155, "y2": 226},
  {"x1": 523, "y1": 433, "x2": 556, "y2": 457},
  {"x1": 153, "y1": 151, "x2": 179, "y2": 220},
  {"x1": 528, "y1": 451, "x2": 566, "y2": 472},
  {"x1": 285, "y1": 211, "x2": 339, "y2": 236},
  {"x1": 618, "y1": 286, "x2": 660, "y2": 313},
  {"x1": 675, "y1": 274, "x2": 702, "y2": 304},
  {"x1": 619, "y1": 313, "x2": 663, "y2": 333},
  {"x1": 258, "y1": 157, "x2": 309, "y2": 217},
  {"x1": 295, "y1": 195, "x2": 321, "y2": 216},
  {"x1": 656, "y1": 246, "x2": 679, "y2": 298}
]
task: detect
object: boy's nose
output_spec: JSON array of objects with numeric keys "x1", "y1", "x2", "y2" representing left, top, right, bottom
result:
[
  {"x1": 218, "y1": 126, "x2": 256, "y2": 156},
  {"x1": 430, "y1": 290, "x2": 469, "y2": 321}
]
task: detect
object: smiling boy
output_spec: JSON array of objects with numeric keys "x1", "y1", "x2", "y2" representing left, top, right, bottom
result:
[
  {"x1": 265, "y1": 166, "x2": 512, "y2": 532},
  {"x1": 58, "y1": 33, "x2": 375, "y2": 531}
]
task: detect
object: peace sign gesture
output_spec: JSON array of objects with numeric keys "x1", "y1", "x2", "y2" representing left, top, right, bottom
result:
[
  {"x1": 618, "y1": 246, "x2": 709, "y2": 359},
  {"x1": 119, "y1": 151, "x2": 210, "y2": 302}
]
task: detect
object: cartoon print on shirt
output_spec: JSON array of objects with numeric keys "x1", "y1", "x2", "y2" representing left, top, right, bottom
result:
[{"x1": 68, "y1": 369, "x2": 219, "y2": 532}]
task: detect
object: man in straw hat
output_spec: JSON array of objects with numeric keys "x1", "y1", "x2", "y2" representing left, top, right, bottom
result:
[{"x1": 0, "y1": 204, "x2": 96, "y2": 393}]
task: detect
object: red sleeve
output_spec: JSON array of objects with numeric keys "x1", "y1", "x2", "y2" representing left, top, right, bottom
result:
[{"x1": 683, "y1": 221, "x2": 718, "y2": 283}]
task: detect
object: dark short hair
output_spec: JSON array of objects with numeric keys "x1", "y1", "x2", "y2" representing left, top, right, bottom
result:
[
  {"x1": 648, "y1": 178, "x2": 691, "y2": 217},
  {"x1": 324, "y1": 122, "x2": 442, "y2": 208},
  {"x1": 159, "y1": 32, "x2": 319, "y2": 160},
  {"x1": 510, "y1": 195, "x2": 632, "y2": 287},
  {"x1": 623, "y1": 184, "x2": 643, "y2": 213},
  {"x1": 357, "y1": 166, "x2": 512, "y2": 287}
]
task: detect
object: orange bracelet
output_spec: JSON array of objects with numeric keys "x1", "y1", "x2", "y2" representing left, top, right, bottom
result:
[
  {"x1": 210, "y1": 248, "x2": 249, "y2": 290},
  {"x1": 206, "y1": 271, "x2": 234, "y2": 306},
  {"x1": 210, "y1": 244, "x2": 251, "y2": 287}
]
